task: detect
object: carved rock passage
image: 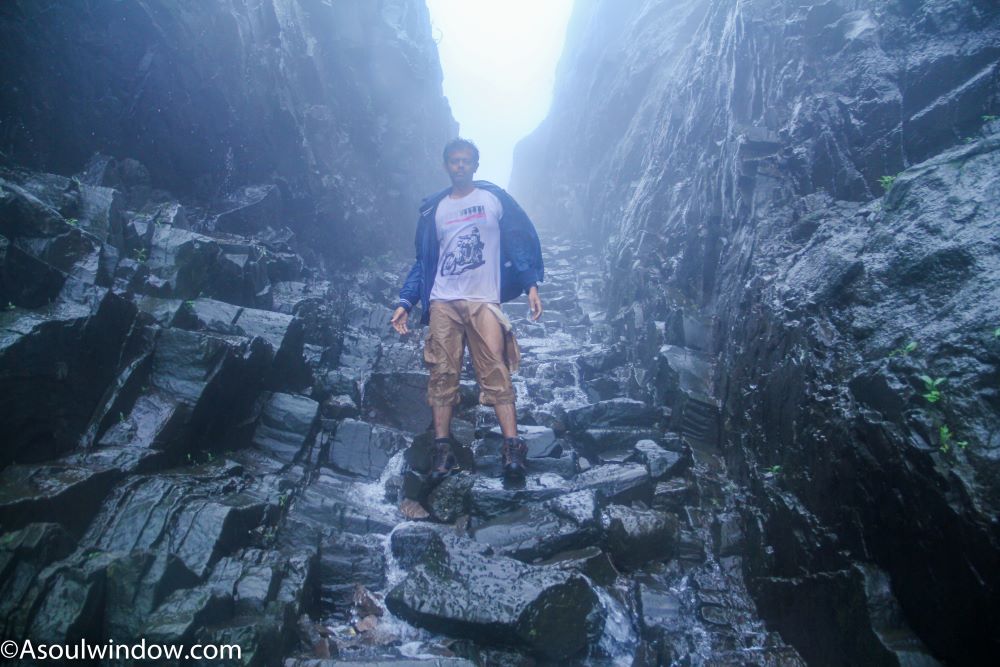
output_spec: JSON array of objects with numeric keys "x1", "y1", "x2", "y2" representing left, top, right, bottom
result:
[{"x1": 513, "y1": 0, "x2": 1000, "y2": 663}]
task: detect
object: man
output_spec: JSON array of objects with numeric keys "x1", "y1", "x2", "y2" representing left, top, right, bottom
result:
[{"x1": 391, "y1": 138, "x2": 544, "y2": 484}]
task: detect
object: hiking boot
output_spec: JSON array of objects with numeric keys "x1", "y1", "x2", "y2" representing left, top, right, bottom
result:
[
  {"x1": 501, "y1": 437, "x2": 528, "y2": 480},
  {"x1": 429, "y1": 437, "x2": 459, "y2": 483}
]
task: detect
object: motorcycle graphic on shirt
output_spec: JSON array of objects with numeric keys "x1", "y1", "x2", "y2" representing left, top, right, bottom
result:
[{"x1": 441, "y1": 226, "x2": 485, "y2": 276}]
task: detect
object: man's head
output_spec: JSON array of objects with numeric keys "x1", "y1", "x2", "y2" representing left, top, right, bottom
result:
[{"x1": 442, "y1": 138, "x2": 479, "y2": 190}]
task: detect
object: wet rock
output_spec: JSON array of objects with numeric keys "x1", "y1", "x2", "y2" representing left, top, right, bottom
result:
[
  {"x1": 141, "y1": 224, "x2": 221, "y2": 299},
  {"x1": 327, "y1": 419, "x2": 407, "y2": 480},
  {"x1": 472, "y1": 500, "x2": 597, "y2": 562},
  {"x1": 469, "y1": 474, "x2": 570, "y2": 519},
  {"x1": 571, "y1": 427, "x2": 662, "y2": 462},
  {"x1": 321, "y1": 394, "x2": 359, "y2": 420},
  {"x1": 22, "y1": 549, "x2": 117, "y2": 644},
  {"x1": 85, "y1": 474, "x2": 267, "y2": 579},
  {"x1": 426, "y1": 472, "x2": 475, "y2": 524},
  {"x1": 403, "y1": 432, "x2": 476, "y2": 478},
  {"x1": 564, "y1": 398, "x2": 661, "y2": 431},
  {"x1": 630, "y1": 439, "x2": 685, "y2": 480},
  {"x1": 253, "y1": 392, "x2": 319, "y2": 464},
  {"x1": 753, "y1": 563, "x2": 941, "y2": 667},
  {"x1": 0, "y1": 175, "x2": 67, "y2": 238},
  {"x1": 318, "y1": 533, "x2": 386, "y2": 609},
  {"x1": 601, "y1": 505, "x2": 679, "y2": 571},
  {"x1": 142, "y1": 585, "x2": 232, "y2": 645},
  {"x1": 361, "y1": 371, "x2": 433, "y2": 434},
  {"x1": 0, "y1": 288, "x2": 137, "y2": 465},
  {"x1": 16, "y1": 226, "x2": 104, "y2": 283},
  {"x1": 100, "y1": 327, "x2": 272, "y2": 454},
  {"x1": 0, "y1": 457, "x2": 124, "y2": 533},
  {"x1": 538, "y1": 546, "x2": 619, "y2": 587},
  {"x1": 104, "y1": 552, "x2": 199, "y2": 642},
  {"x1": 471, "y1": 436, "x2": 576, "y2": 479},
  {"x1": 486, "y1": 425, "x2": 560, "y2": 458},
  {"x1": 638, "y1": 577, "x2": 684, "y2": 635},
  {"x1": 386, "y1": 525, "x2": 602, "y2": 659},
  {"x1": 712, "y1": 511, "x2": 745, "y2": 558},
  {"x1": 291, "y1": 471, "x2": 397, "y2": 535},
  {"x1": 215, "y1": 184, "x2": 282, "y2": 235},
  {"x1": 0, "y1": 235, "x2": 68, "y2": 307},
  {"x1": 572, "y1": 463, "x2": 653, "y2": 505},
  {"x1": 652, "y1": 479, "x2": 698, "y2": 516}
]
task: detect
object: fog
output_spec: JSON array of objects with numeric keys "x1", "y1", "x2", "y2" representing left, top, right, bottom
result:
[{"x1": 425, "y1": 0, "x2": 574, "y2": 188}]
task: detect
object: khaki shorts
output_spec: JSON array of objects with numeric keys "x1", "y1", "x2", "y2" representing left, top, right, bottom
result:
[{"x1": 424, "y1": 300, "x2": 520, "y2": 407}]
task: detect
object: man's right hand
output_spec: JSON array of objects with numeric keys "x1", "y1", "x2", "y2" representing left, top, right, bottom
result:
[{"x1": 390, "y1": 306, "x2": 409, "y2": 335}]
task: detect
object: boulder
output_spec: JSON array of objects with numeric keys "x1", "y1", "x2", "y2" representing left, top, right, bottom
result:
[
  {"x1": 327, "y1": 419, "x2": 407, "y2": 480},
  {"x1": 426, "y1": 472, "x2": 476, "y2": 523},
  {"x1": 600, "y1": 505, "x2": 679, "y2": 571},
  {"x1": 472, "y1": 496, "x2": 598, "y2": 562},
  {"x1": 469, "y1": 474, "x2": 570, "y2": 519},
  {"x1": 361, "y1": 371, "x2": 433, "y2": 434},
  {"x1": 564, "y1": 398, "x2": 662, "y2": 431},
  {"x1": 252, "y1": 392, "x2": 320, "y2": 464},
  {"x1": 630, "y1": 439, "x2": 685, "y2": 479},
  {"x1": 572, "y1": 463, "x2": 653, "y2": 504},
  {"x1": 386, "y1": 525, "x2": 602, "y2": 659}
]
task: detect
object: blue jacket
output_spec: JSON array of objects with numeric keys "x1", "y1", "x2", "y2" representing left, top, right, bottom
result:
[{"x1": 396, "y1": 181, "x2": 544, "y2": 325}]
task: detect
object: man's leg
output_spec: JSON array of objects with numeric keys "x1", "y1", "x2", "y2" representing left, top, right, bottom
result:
[
  {"x1": 433, "y1": 403, "x2": 454, "y2": 439},
  {"x1": 463, "y1": 303, "x2": 526, "y2": 479},
  {"x1": 493, "y1": 402, "x2": 517, "y2": 439},
  {"x1": 424, "y1": 301, "x2": 465, "y2": 479}
]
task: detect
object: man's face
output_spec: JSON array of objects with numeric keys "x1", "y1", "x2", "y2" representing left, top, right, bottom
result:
[{"x1": 444, "y1": 148, "x2": 478, "y2": 187}]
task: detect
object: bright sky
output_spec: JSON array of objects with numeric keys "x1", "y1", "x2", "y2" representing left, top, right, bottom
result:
[{"x1": 425, "y1": 0, "x2": 575, "y2": 188}]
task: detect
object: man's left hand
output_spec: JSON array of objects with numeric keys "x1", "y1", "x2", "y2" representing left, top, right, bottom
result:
[{"x1": 528, "y1": 286, "x2": 543, "y2": 321}]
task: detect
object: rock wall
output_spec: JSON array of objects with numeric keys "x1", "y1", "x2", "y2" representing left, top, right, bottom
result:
[
  {"x1": 0, "y1": 2, "x2": 461, "y2": 660},
  {"x1": 512, "y1": 0, "x2": 1000, "y2": 663},
  {"x1": 0, "y1": 0, "x2": 456, "y2": 262}
]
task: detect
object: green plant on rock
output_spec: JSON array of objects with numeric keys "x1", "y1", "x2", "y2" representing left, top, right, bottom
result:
[
  {"x1": 983, "y1": 115, "x2": 998, "y2": 122},
  {"x1": 133, "y1": 248, "x2": 147, "y2": 263},
  {"x1": 919, "y1": 375, "x2": 945, "y2": 403},
  {"x1": 938, "y1": 424, "x2": 968, "y2": 454},
  {"x1": 767, "y1": 465, "x2": 781, "y2": 475},
  {"x1": 65, "y1": 217, "x2": 78, "y2": 227},
  {"x1": 889, "y1": 341, "x2": 918, "y2": 357},
  {"x1": 994, "y1": 326, "x2": 999, "y2": 339},
  {"x1": 879, "y1": 174, "x2": 897, "y2": 192},
  {"x1": 5, "y1": 302, "x2": 14, "y2": 311}
]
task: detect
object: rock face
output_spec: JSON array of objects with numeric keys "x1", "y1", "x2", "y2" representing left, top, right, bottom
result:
[
  {"x1": 513, "y1": 0, "x2": 1000, "y2": 663},
  {"x1": 0, "y1": 0, "x2": 456, "y2": 261},
  {"x1": 0, "y1": 1, "x2": 457, "y2": 662}
]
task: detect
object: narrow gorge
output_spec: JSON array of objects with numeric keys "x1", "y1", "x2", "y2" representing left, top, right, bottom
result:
[{"x1": 1, "y1": 0, "x2": 997, "y2": 665}]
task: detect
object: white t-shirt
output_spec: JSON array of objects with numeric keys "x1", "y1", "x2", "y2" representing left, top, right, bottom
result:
[{"x1": 429, "y1": 188, "x2": 503, "y2": 303}]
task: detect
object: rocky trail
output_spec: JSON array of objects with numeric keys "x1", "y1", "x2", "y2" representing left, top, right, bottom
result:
[
  {"x1": 0, "y1": 182, "x2": 802, "y2": 666},
  {"x1": 279, "y1": 237, "x2": 806, "y2": 666},
  {"x1": 1, "y1": 159, "x2": 935, "y2": 665}
]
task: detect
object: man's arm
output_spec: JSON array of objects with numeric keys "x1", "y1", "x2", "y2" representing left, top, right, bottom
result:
[
  {"x1": 527, "y1": 284, "x2": 542, "y2": 321},
  {"x1": 392, "y1": 258, "x2": 421, "y2": 335}
]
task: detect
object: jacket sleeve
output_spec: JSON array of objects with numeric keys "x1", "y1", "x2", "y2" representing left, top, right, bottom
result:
[
  {"x1": 501, "y1": 195, "x2": 544, "y2": 292},
  {"x1": 397, "y1": 220, "x2": 424, "y2": 311}
]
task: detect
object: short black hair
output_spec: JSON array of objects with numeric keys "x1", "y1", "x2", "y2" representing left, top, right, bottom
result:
[{"x1": 443, "y1": 138, "x2": 479, "y2": 164}]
